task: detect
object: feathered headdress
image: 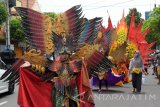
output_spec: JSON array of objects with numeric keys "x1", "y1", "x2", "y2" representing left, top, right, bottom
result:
[
  {"x1": 127, "y1": 9, "x2": 155, "y2": 64},
  {"x1": 1, "y1": 5, "x2": 113, "y2": 84}
]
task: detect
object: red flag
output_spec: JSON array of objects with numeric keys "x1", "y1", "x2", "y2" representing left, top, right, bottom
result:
[{"x1": 76, "y1": 58, "x2": 95, "y2": 107}]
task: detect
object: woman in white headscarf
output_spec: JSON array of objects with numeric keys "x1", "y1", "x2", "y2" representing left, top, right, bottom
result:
[{"x1": 129, "y1": 50, "x2": 144, "y2": 93}]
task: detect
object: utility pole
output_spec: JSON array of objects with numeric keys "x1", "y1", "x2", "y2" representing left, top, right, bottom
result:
[
  {"x1": 154, "y1": 0, "x2": 156, "y2": 8},
  {"x1": 1, "y1": 0, "x2": 16, "y2": 66},
  {"x1": 6, "y1": 0, "x2": 10, "y2": 49}
]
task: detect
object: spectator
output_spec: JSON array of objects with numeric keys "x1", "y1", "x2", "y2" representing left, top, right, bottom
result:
[
  {"x1": 129, "y1": 50, "x2": 143, "y2": 93},
  {"x1": 152, "y1": 58, "x2": 157, "y2": 75},
  {"x1": 143, "y1": 63, "x2": 149, "y2": 75},
  {"x1": 156, "y1": 53, "x2": 160, "y2": 84}
]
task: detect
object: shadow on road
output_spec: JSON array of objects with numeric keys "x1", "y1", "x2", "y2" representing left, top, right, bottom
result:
[
  {"x1": 93, "y1": 89, "x2": 125, "y2": 94},
  {"x1": 125, "y1": 91, "x2": 146, "y2": 95},
  {"x1": 143, "y1": 84, "x2": 158, "y2": 86},
  {"x1": 0, "y1": 92, "x2": 12, "y2": 99}
]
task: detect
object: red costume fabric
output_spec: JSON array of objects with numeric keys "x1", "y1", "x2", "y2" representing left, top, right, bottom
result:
[
  {"x1": 18, "y1": 64, "x2": 94, "y2": 107},
  {"x1": 106, "y1": 16, "x2": 113, "y2": 31},
  {"x1": 18, "y1": 68, "x2": 53, "y2": 107},
  {"x1": 76, "y1": 58, "x2": 95, "y2": 107}
]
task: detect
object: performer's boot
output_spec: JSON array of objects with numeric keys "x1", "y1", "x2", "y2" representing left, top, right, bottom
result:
[
  {"x1": 98, "y1": 80, "x2": 102, "y2": 92},
  {"x1": 132, "y1": 88, "x2": 136, "y2": 92},
  {"x1": 105, "y1": 80, "x2": 108, "y2": 91}
]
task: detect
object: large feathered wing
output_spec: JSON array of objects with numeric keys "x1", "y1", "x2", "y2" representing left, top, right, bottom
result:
[
  {"x1": 52, "y1": 5, "x2": 102, "y2": 53},
  {"x1": 15, "y1": 7, "x2": 54, "y2": 54},
  {"x1": 0, "y1": 59, "x2": 24, "y2": 83},
  {"x1": 73, "y1": 44, "x2": 114, "y2": 76},
  {"x1": 78, "y1": 17, "x2": 102, "y2": 45},
  {"x1": 0, "y1": 7, "x2": 55, "y2": 83}
]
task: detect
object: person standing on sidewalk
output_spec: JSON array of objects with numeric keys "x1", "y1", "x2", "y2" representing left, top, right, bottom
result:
[
  {"x1": 156, "y1": 53, "x2": 160, "y2": 84},
  {"x1": 129, "y1": 50, "x2": 144, "y2": 93},
  {"x1": 152, "y1": 57, "x2": 157, "y2": 75}
]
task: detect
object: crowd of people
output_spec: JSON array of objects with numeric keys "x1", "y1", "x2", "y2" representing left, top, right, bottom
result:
[{"x1": 151, "y1": 52, "x2": 160, "y2": 84}]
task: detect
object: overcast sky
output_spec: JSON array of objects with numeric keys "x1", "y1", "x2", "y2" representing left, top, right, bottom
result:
[{"x1": 37, "y1": 0, "x2": 160, "y2": 27}]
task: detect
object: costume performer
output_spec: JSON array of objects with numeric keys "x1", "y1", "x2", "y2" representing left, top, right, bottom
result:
[{"x1": 0, "y1": 5, "x2": 113, "y2": 107}]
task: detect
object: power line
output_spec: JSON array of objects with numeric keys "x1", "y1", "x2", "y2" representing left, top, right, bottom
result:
[
  {"x1": 83, "y1": 0, "x2": 108, "y2": 7},
  {"x1": 82, "y1": 4, "x2": 154, "y2": 8},
  {"x1": 83, "y1": 0, "x2": 133, "y2": 11},
  {"x1": 37, "y1": 0, "x2": 109, "y2": 7},
  {"x1": 108, "y1": 4, "x2": 155, "y2": 8}
]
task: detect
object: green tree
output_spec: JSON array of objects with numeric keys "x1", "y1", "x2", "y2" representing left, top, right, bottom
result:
[
  {"x1": 142, "y1": 5, "x2": 160, "y2": 44},
  {"x1": 44, "y1": 12, "x2": 57, "y2": 22},
  {"x1": 10, "y1": 17, "x2": 24, "y2": 42},
  {"x1": 0, "y1": 1, "x2": 8, "y2": 25},
  {"x1": 125, "y1": 8, "x2": 143, "y2": 27}
]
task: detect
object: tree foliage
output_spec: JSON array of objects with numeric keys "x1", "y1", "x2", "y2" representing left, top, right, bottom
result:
[
  {"x1": 125, "y1": 8, "x2": 143, "y2": 27},
  {"x1": 0, "y1": 1, "x2": 8, "y2": 25},
  {"x1": 10, "y1": 12, "x2": 57, "y2": 42},
  {"x1": 44, "y1": 12, "x2": 57, "y2": 22},
  {"x1": 142, "y1": 5, "x2": 160, "y2": 44},
  {"x1": 10, "y1": 17, "x2": 24, "y2": 42}
]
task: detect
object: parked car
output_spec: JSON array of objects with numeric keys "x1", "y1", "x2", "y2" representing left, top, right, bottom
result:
[{"x1": 0, "y1": 59, "x2": 15, "y2": 94}]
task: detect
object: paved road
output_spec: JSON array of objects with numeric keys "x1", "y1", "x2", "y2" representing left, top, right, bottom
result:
[
  {"x1": 0, "y1": 67, "x2": 160, "y2": 107},
  {"x1": 0, "y1": 86, "x2": 18, "y2": 107},
  {"x1": 94, "y1": 68, "x2": 160, "y2": 107}
]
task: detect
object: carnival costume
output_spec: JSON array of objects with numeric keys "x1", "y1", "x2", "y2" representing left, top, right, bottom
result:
[
  {"x1": 0, "y1": 5, "x2": 113, "y2": 107},
  {"x1": 92, "y1": 10, "x2": 154, "y2": 86}
]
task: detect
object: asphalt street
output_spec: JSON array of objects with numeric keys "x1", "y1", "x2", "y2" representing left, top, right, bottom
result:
[
  {"x1": 0, "y1": 86, "x2": 18, "y2": 107},
  {"x1": 0, "y1": 67, "x2": 160, "y2": 107},
  {"x1": 94, "y1": 67, "x2": 160, "y2": 107}
]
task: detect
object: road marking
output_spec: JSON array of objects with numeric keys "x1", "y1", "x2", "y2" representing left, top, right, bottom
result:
[{"x1": 0, "y1": 101, "x2": 8, "y2": 106}]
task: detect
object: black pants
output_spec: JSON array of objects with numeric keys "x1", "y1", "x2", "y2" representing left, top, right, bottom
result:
[
  {"x1": 144, "y1": 68, "x2": 148, "y2": 72},
  {"x1": 132, "y1": 72, "x2": 142, "y2": 92},
  {"x1": 99, "y1": 79, "x2": 108, "y2": 90}
]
